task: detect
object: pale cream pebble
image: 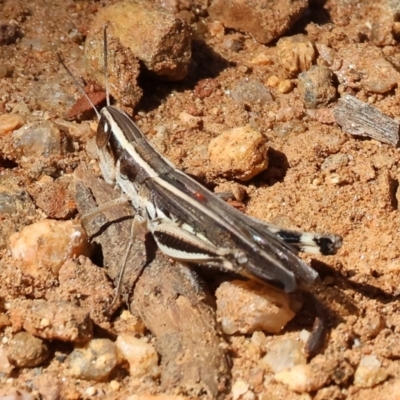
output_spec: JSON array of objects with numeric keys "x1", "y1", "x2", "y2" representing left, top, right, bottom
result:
[
  {"x1": 250, "y1": 331, "x2": 268, "y2": 348},
  {"x1": 85, "y1": 387, "x2": 97, "y2": 396},
  {"x1": 179, "y1": 111, "x2": 202, "y2": 129},
  {"x1": 0, "y1": 113, "x2": 25, "y2": 135},
  {"x1": 354, "y1": 355, "x2": 388, "y2": 388},
  {"x1": 298, "y1": 330, "x2": 311, "y2": 344},
  {"x1": 115, "y1": 333, "x2": 159, "y2": 379},
  {"x1": 117, "y1": 310, "x2": 146, "y2": 335},
  {"x1": 325, "y1": 173, "x2": 345, "y2": 185},
  {"x1": 231, "y1": 379, "x2": 249, "y2": 400},
  {"x1": 242, "y1": 390, "x2": 255, "y2": 400},
  {"x1": 266, "y1": 75, "x2": 280, "y2": 87},
  {"x1": 216, "y1": 280, "x2": 295, "y2": 335},
  {"x1": 261, "y1": 338, "x2": 307, "y2": 374},
  {"x1": 208, "y1": 20, "x2": 225, "y2": 37},
  {"x1": 39, "y1": 318, "x2": 50, "y2": 328},
  {"x1": 0, "y1": 346, "x2": 13, "y2": 374},
  {"x1": 208, "y1": 126, "x2": 269, "y2": 181},
  {"x1": 269, "y1": 214, "x2": 296, "y2": 230},
  {"x1": 109, "y1": 380, "x2": 121, "y2": 391},
  {"x1": 251, "y1": 53, "x2": 273, "y2": 65},
  {"x1": 0, "y1": 313, "x2": 11, "y2": 330},
  {"x1": 278, "y1": 79, "x2": 293, "y2": 93},
  {"x1": 37, "y1": 175, "x2": 53, "y2": 185},
  {"x1": 8, "y1": 220, "x2": 89, "y2": 277},
  {"x1": 274, "y1": 364, "x2": 329, "y2": 393}
]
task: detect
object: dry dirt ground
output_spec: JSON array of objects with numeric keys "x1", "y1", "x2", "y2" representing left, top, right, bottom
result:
[{"x1": 1, "y1": 0, "x2": 400, "y2": 399}]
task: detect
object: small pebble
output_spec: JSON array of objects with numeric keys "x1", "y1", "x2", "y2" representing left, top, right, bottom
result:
[
  {"x1": 266, "y1": 75, "x2": 280, "y2": 87},
  {"x1": 353, "y1": 311, "x2": 386, "y2": 339},
  {"x1": 250, "y1": 52, "x2": 272, "y2": 66},
  {"x1": 298, "y1": 330, "x2": 312, "y2": 346},
  {"x1": 354, "y1": 355, "x2": 388, "y2": 388},
  {"x1": 326, "y1": 173, "x2": 345, "y2": 185},
  {"x1": 9, "y1": 219, "x2": 89, "y2": 277},
  {"x1": 215, "y1": 280, "x2": 295, "y2": 335},
  {"x1": 208, "y1": 0, "x2": 308, "y2": 44},
  {"x1": 85, "y1": 387, "x2": 97, "y2": 396},
  {"x1": 0, "y1": 346, "x2": 13, "y2": 374},
  {"x1": 277, "y1": 79, "x2": 293, "y2": 94},
  {"x1": 7, "y1": 331, "x2": 50, "y2": 368},
  {"x1": 276, "y1": 34, "x2": 316, "y2": 78},
  {"x1": 274, "y1": 364, "x2": 328, "y2": 393},
  {"x1": 194, "y1": 78, "x2": 218, "y2": 99},
  {"x1": 109, "y1": 380, "x2": 121, "y2": 391},
  {"x1": 261, "y1": 338, "x2": 306, "y2": 373},
  {"x1": 273, "y1": 120, "x2": 305, "y2": 138},
  {"x1": 221, "y1": 35, "x2": 244, "y2": 52},
  {"x1": 336, "y1": 43, "x2": 400, "y2": 94},
  {"x1": 251, "y1": 331, "x2": 268, "y2": 348},
  {"x1": 35, "y1": 79, "x2": 76, "y2": 116},
  {"x1": 321, "y1": 153, "x2": 349, "y2": 172},
  {"x1": 115, "y1": 333, "x2": 159, "y2": 379},
  {"x1": 231, "y1": 379, "x2": 249, "y2": 400},
  {"x1": 12, "y1": 121, "x2": 62, "y2": 158},
  {"x1": 179, "y1": 112, "x2": 202, "y2": 129},
  {"x1": 364, "y1": 314, "x2": 386, "y2": 338},
  {"x1": 207, "y1": 20, "x2": 225, "y2": 37},
  {"x1": 0, "y1": 313, "x2": 11, "y2": 330},
  {"x1": 214, "y1": 181, "x2": 246, "y2": 202},
  {"x1": 85, "y1": 0, "x2": 191, "y2": 106},
  {"x1": 208, "y1": 126, "x2": 269, "y2": 181},
  {"x1": 67, "y1": 339, "x2": 118, "y2": 381},
  {"x1": 298, "y1": 66, "x2": 336, "y2": 109},
  {"x1": 0, "y1": 113, "x2": 25, "y2": 135},
  {"x1": 9, "y1": 299, "x2": 93, "y2": 343},
  {"x1": 231, "y1": 79, "x2": 273, "y2": 107},
  {"x1": 28, "y1": 176, "x2": 76, "y2": 219}
]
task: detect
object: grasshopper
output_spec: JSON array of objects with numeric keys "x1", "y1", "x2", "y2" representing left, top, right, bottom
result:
[{"x1": 60, "y1": 26, "x2": 342, "y2": 356}]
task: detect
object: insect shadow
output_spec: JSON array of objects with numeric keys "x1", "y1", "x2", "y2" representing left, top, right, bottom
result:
[
  {"x1": 287, "y1": 258, "x2": 400, "y2": 342},
  {"x1": 257, "y1": 148, "x2": 290, "y2": 186}
]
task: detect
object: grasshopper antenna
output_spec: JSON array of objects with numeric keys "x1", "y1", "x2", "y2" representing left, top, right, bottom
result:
[
  {"x1": 103, "y1": 25, "x2": 111, "y2": 107},
  {"x1": 57, "y1": 52, "x2": 101, "y2": 120}
]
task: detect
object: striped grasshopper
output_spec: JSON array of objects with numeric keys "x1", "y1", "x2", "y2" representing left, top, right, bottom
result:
[{"x1": 60, "y1": 27, "x2": 342, "y2": 355}]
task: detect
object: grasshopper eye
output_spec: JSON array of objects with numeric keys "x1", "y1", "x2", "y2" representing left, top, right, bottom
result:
[{"x1": 96, "y1": 116, "x2": 113, "y2": 148}]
